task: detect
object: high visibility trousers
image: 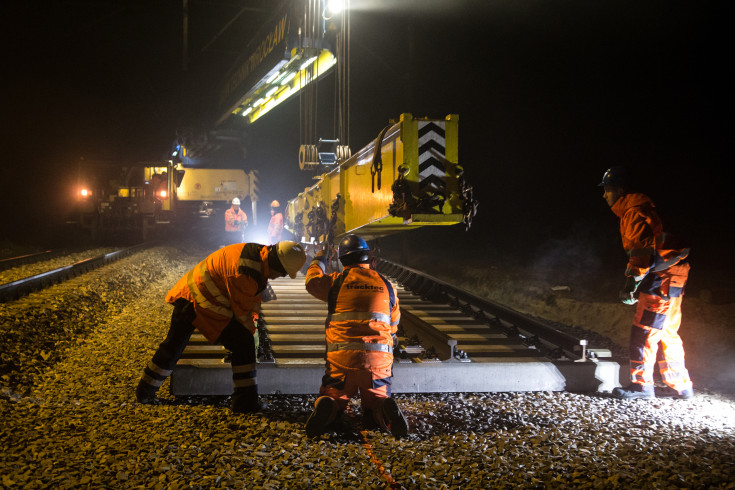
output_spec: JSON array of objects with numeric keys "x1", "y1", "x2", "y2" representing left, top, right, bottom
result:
[
  {"x1": 217, "y1": 318, "x2": 258, "y2": 412},
  {"x1": 139, "y1": 299, "x2": 196, "y2": 392},
  {"x1": 629, "y1": 293, "x2": 692, "y2": 392},
  {"x1": 318, "y1": 352, "x2": 393, "y2": 413}
]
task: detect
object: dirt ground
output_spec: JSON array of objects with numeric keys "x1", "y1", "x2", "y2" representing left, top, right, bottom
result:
[{"x1": 390, "y1": 252, "x2": 735, "y2": 396}]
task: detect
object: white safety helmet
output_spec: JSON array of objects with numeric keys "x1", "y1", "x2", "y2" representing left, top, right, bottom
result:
[
  {"x1": 232, "y1": 198, "x2": 240, "y2": 206},
  {"x1": 276, "y1": 241, "x2": 306, "y2": 279}
]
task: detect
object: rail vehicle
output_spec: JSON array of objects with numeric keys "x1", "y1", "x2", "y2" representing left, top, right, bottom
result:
[{"x1": 67, "y1": 161, "x2": 257, "y2": 242}]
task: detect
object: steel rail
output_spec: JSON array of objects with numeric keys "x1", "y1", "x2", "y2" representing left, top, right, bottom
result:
[
  {"x1": 0, "y1": 243, "x2": 151, "y2": 303},
  {"x1": 0, "y1": 250, "x2": 59, "y2": 271},
  {"x1": 375, "y1": 258, "x2": 587, "y2": 359}
]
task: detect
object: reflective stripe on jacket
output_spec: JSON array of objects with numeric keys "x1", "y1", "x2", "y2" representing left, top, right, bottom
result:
[
  {"x1": 165, "y1": 243, "x2": 270, "y2": 342},
  {"x1": 225, "y1": 207, "x2": 247, "y2": 232},
  {"x1": 305, "y1": 261, "x2": 400, "y2": 351},
  {"x1": 611, "y1": 193, "x2": 689, "y2": 279}
]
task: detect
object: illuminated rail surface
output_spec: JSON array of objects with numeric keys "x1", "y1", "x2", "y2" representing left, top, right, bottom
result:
[
  {"x1": 173, "y1": 259, "x2": 622, "y2": 395},
  {"x1": 0, "y1": 250, "x2": 58, "y2": 271},
  {"x1": 0, "y1": 245, "x2": 148, "y2": 302}
]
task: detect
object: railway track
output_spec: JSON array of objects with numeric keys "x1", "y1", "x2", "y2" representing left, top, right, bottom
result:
[
  {"x1": 0, "y1": 249, "x2": 58, "y2": 271},
  {"x1": 0, "y1": 244, "x2": 151, "y2": 302},
  {"x1": 172, "y1": 258, "x2": 625, "y2": 395}
]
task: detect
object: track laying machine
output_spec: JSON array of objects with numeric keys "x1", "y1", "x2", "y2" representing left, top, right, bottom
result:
[{"x1": 69, "y1": 161, "x2": 258, "y2": 242}]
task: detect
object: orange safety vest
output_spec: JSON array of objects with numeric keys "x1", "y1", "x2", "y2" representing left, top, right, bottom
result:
[
  {"x1": 611, "y1": 193, "x2": 689, "y2": 279},
  {"x1": 267, "y1": 212, "x2": 284, "y2": 243},
  {"x1": 165, "y1": 243, "x2": 271, "y2": 342},
  {"x1": 225, "y1": 207, "x2": 247, "y2": 232},
  {"x1": 305, "y1": 261, "x2": 400, "y2": 371}
]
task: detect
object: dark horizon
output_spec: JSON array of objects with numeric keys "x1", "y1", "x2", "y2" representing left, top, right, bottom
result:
[{"x1": 3, "y1": 1, "x2": 731, "y2": 278}]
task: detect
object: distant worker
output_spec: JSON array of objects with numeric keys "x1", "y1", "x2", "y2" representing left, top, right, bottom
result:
[
  {"x1": 267, "y1": 200, "x2": 284, "y2": 244},
  {"x1": 135, "y1": 241, "x2": 306, "y2": 413},
  {"x1": 304, "y1": 234, "x2": 408, "y2": 438},
  {"x1": 225, "y1": 198, "x2": 248, "y2": 245},
  {"x1": 599, "y1": 166, "x2": 693, "y2": 400}
]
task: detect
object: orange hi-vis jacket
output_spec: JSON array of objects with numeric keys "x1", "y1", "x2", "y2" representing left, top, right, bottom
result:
[
  {"x1": 225, "y1": 207, "x2": 247, "y2": 232},
  {"x1": 611, "y1": 193, "x2": 689, "y2": 280},
  {"x1": 305, "y1": 260, "x2": 400, "y2": 373},
  {"x1": 267, "y1": 212, "x2": 284, "y2": 243},
  {"x1": 165, "y1": 243, "x2": 271, "y2": 343}
]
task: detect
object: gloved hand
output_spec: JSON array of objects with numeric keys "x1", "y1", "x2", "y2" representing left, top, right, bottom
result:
[
  {"x1": 312, "y1": 250, "x2": 327, "y2": 270},
  {"x1": 619, "y1": 276, "x2": 641, "y2": 305}
]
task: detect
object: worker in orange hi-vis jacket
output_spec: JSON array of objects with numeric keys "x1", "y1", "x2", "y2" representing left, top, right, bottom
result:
[
  {"x1": 267, "y1": 200, "x2": 284, "y2": 244},
  {"x1": 135, "y1": 241, "x2": 306, "y2": 413},
  {"x1": 304, "y1": 234, "x2": 409, "y2": 438},
  {"x1": 224, "y1": 197, "x2": 248, "y2": 244},
  {"x1": 599, "y1": 166, "x2": 694, "y2": 400}
]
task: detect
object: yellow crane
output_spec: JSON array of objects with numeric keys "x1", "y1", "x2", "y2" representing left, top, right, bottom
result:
[{"x1": 286, "y1": 113, "x2": 477, "y2": 245}]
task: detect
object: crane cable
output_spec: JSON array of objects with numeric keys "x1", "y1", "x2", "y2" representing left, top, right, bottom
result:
[
  {"x1": 334, "y1": 1, "x2": 350, "y2": 148},
  {"x1": 299, "y1": 0, "x2": 319, "y2": 151}
]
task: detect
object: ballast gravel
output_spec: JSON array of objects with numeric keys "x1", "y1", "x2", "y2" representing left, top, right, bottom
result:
[{"x1": 1, "y1": 244, "x2": 734, "y2": 488}]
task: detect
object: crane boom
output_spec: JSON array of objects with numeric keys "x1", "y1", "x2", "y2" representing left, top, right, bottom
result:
[{"x1": 286, "y1": 113, "x2": 477, "y2": 244}]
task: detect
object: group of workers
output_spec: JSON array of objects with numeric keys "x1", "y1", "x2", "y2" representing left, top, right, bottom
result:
[
  {"x1": 136, "y1": 231, "x2": 409, "y2": 438},
  {"x1": 135, "y1": 165, "x2": 693, "y2": 440},
  {"x1": 224, "y1": 198, "x2": 284, "y2": 245}
]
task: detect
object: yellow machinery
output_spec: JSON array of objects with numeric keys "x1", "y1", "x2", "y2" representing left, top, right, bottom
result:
[
  {"x1": 286, "y1": 113, "x2": 476, "y2": 244},
  {"x1": 174, "y1": 165, "x2": 250, "y2": 203}
]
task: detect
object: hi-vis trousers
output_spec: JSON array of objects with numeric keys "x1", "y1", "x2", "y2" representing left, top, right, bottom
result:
[{"x1": 629, "y1": 263, "x2": 693, "y2": 393}]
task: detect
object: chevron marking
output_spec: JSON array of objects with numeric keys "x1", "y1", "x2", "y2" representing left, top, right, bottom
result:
[
  {"x1": 419, "y1": 148, "x2": 447, "y2": 177},
  {"x1": 418, "y1": 121, "x2": 446, "y2": 143},
  {"x1": 419, "y1": 174, "x2": 447, "y2": 192},
  {"x1": 418, "y1": 121, "x2": 448, "y2": 192}
]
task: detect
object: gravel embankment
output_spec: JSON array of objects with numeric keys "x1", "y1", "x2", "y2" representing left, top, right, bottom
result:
[
  {"x1": 0, "y1": 248, "x2": 118, "y2": 284},
  {"x1": 1, "y1": 244, "x2": 734, "y2": 488}
]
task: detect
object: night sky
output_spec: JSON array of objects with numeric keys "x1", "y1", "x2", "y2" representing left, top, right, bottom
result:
[{"x1": 3, "y1": 1, "x2": 732, "y2": 279}]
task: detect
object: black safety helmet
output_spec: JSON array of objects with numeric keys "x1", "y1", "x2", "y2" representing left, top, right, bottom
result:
[
  {"x1": 598, "y1": 166, "x2": 630, "y2": 188},
  {"x1": 338, "y1": 234, "x2": 370, "y2": 266}
]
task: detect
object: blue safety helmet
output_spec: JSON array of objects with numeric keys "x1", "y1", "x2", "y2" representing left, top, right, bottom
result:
[
  {"x1": 598, "y1": 166, "x2": 630, "y2": 188},
  {"x1": 338, "y1": 234, "x2": 370, "y2": 266}
]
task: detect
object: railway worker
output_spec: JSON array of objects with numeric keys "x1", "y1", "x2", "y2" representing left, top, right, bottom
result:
[
  {"x1": 599, "y1": 166, "x2": 694, "y2": 400},
  {"x1": 303, "y1": 234, "x2": 409, "y2": 438},
  {"x1": 135, "y1": 241, "x2": 306, "y2": 413},
  {"x1": 267, "y1": 200, "x2": 284, "y2": 244},
  {"x1": 224, "y1": 197, "x2": 248, "y2": 245}
]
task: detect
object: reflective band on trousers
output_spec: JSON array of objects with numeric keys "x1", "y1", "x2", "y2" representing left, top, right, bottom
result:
[
  {"x1": 327, "y1": 342, "x2": 392, "y2": 353},
  {"x1": 328, "y1": 311, "x2": 392, "y2": 324}
]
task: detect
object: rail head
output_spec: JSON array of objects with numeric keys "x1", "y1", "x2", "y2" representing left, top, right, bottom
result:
[
  {"x1": 376, "y1": 258, "x2": 588, "y2": 359},
  {"x1": 0, "y1": 242, "x2": 154, "y2": 303}
]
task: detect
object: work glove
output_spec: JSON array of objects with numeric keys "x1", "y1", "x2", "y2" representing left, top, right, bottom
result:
[
  {"x1": 619, "y1": 276, "x2": 641, "y2": 305},
  {"x1": 313, "y1": 249, "x2": 327, "y2": 263}
]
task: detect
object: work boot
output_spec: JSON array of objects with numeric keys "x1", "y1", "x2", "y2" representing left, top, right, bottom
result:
[
  {"x1": 135, "y1": 381, "x2": 158, "y2": 404},
  {"x1": 673, "y1": 387, "x2": 695, "y2": 400},
  {"x1": 305, "y1": 396, "x2": 336, "y2": 438},
  {"x1": 380, "y1": 398, "x2": 409, "y2": 438},
  {"x1": 657, "y1": 386, "x2": 695, "y2": 400},
  {"x1": 612, "y1": 384, "x2": 655, "y2": 400}
]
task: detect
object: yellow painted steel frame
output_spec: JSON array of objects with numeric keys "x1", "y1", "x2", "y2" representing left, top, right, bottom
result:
[
  {"x1": 175, "y1": 167, "x2": 250, "y2": 202},
  {"x1": 286, "y1": 113, "x2": 463, "y2": 244}
]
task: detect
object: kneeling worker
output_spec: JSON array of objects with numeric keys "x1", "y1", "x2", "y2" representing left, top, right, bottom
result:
[
  {"x1": 136, "y1": 241, "x2": 306, "y2": 413},
  {"x1": 304, "y1": 234, "x2": 408, "y2": 438}
]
